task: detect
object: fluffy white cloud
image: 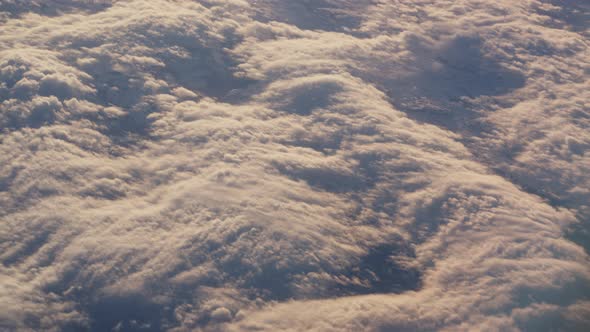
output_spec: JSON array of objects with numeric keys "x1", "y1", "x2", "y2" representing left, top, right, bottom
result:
[{"x1": 0, "y1": 1, "x2": 588, "y2": 331}]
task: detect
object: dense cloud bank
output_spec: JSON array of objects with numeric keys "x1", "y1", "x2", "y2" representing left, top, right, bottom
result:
[{"x1": 0, "y1": 1, "x2": 589, "y2": 331}]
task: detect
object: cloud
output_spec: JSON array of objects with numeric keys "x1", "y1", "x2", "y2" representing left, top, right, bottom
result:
[{"x1": 0, "y1": 0, "x2": 588, "y2": 331}]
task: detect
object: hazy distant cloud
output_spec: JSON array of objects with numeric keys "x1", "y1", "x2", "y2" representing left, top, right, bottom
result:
[{"x1": 0, "y1": 0, "x2": 588, "y2": 331}]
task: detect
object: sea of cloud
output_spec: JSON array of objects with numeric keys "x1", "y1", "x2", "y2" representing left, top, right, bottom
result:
[{"x1": 0, "y1": 0, "x2": 589, "y2": 331}]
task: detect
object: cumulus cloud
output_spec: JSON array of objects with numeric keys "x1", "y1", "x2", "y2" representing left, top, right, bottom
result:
[{"x1": 0, "y1": 0, "x2": 588, "y2": 331}]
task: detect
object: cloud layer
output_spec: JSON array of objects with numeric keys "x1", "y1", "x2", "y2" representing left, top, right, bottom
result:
[{"x1": 1, "y1": 1, "x2": 589, "y2": 331}]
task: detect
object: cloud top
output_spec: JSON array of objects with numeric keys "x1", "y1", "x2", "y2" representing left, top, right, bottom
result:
[{"x1": 1, "y1": 1, "x2": 589, "y2": 331}]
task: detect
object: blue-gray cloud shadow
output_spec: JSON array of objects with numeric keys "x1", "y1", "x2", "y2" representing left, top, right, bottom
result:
[
  {"x1": 254, "y1": 0, "x2": 371, "y2": 34},
  {"x1": 387, "y1": 35, "x2": 527, "y2": 132},
  {"x1": 0, "y1": 1, "x2": 112, "y2": 18}
]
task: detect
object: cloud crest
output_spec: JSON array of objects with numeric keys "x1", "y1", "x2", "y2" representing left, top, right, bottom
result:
[{"x1": 0, "y1": 1, "x2": 589, "y2": 331}]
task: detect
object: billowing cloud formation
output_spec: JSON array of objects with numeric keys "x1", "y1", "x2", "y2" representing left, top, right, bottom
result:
[{"x1": 1, "y1": 1, "x2": 589, "y2": 331}]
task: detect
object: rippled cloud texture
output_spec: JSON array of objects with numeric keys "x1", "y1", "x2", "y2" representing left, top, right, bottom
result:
[{"x1": 1, "y1": 1, "x2": 589, "y2": 331}]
